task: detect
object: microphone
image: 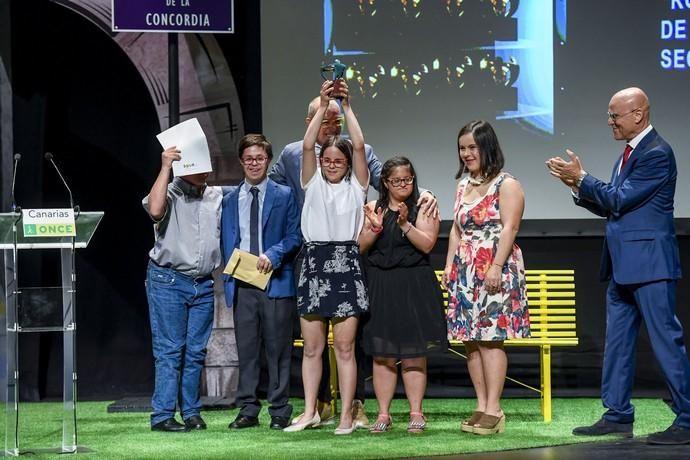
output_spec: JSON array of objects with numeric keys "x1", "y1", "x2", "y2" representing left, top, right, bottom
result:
[
  {"x1": 11, "y1": 153, "x2": 21, "y2": 213},
  {"x1": 44, "y1": 152, "x2": 76, "y2": 212}
]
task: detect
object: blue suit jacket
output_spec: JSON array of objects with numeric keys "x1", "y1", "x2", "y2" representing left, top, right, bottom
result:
[
  {"x1": 575, "y1": 128, "x2": 681, "y2": 284},
  {"x1": 221, "y1": 179, "x2": 302, "y2": 307}
]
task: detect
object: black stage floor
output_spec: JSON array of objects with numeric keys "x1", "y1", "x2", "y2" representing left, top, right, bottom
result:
[{"x1": 433, "y1": 438, "x2": 690, "y2": 459}]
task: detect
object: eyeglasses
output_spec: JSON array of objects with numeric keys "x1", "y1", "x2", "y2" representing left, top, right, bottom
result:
[
  {"x1": 607, "y1": 108, "x2": 639, "y2": 122},
  {"x1": 240, "y1": 156, "x2": 268, "y2": 166},
  {"x1": 386, "y1": 176, "x2": 415, "y2": 187},
  {"x1": 320, "y1": 117, "x2": 344, "y2": 128},
  {"x1": 320, "y1": 157, "x2": 347, "y2": 168}
]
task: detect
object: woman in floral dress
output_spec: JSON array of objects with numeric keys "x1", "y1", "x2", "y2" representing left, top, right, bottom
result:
[{"x1": 442, "y1": 120, "x2": 530, "y2": 435}]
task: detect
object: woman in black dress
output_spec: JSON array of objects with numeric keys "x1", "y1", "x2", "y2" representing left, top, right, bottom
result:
[{"x1": 358, "y1": 156, "x2": 446, "y2": 433}]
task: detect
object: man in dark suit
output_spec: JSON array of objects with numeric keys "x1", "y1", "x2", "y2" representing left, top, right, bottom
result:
[
  {"x1": 547, "y1": 87, "x2": 690, "y2": 445},
  {"x1": 222, "y1": 134, "x2": 302, "y2": 430}
]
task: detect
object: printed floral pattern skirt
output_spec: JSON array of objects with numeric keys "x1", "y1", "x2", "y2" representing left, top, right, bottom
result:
[{"x1": 297, "y1": 241, "x2": 369, "y2": 318}]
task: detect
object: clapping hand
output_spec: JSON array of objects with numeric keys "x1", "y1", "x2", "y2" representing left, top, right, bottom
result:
[
  {"x1": 364, "y1": 204, "x2": 384, "y2": 230},
  {"x1": 546, "y1": 150, "x2": 584, "y2": 187},
  {"x1": 397, "y1": 202, "x2": 409, "y2": 227}
]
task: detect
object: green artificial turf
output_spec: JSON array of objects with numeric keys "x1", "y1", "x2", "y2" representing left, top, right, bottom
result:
[{"x1": 1, "y1": 398, "x2": 674, "y2": 459}]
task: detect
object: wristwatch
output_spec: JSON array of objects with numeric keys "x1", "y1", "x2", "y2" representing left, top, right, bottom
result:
[{"x1": 576, "y1": 171, "x2": 588, "y2": 188}]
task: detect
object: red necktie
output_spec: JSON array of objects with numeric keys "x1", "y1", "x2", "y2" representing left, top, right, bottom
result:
[{"x1": 620, "y1": 144, "x2": 633, "y2": 169}]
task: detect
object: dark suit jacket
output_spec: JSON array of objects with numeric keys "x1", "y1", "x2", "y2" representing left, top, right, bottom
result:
[
  {"x1": 575, "y1": 128, "x2": 681, "y2": 284},
  {"x1": 221, "y1": 179, "x2": 301, "y2": 306}
]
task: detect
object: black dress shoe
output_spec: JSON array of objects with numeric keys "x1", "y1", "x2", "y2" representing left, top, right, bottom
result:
[
  {"x1": 572, "y1": 418, "x2": 633, "y2": 437},
  {"x1": 151, "y1": 418, "x2": 189, "y2": 432},
  {"x1": 647, "y1": 424, "x2": 690, "y2": 445},
  {"x1": 228, "y1": 415, "x2": 259, "y2": 429},
  {"x1": 184, "y1": 415, "x2": 207, "y2": 430},
  {"x1": 270, "y1": 416, "x2": 290, "y2": 430}
]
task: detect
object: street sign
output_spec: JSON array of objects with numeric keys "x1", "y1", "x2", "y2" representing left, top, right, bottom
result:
[{"x1": 112, "y1": 0, "x2": 234, "y2": 33}]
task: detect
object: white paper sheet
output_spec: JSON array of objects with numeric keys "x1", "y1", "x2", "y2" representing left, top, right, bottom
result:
[{"x1": 156, "y1": 118, "x2": 213, "y2": 177}]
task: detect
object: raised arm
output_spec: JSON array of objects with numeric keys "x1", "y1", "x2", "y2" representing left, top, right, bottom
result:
[
  {"x1": 302, "y1": 81, "x2": 333, "y2": 186},
  {"x1": 147, "y1": 146, "x2": 181, "y2": 220},
  {"x1": 340, "y1": 82, "x2": 369, "y2": 187}
]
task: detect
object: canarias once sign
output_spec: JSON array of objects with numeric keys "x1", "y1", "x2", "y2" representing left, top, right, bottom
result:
[{"x1": 22, "y1": 209, "x2": 76, "y2": 237}]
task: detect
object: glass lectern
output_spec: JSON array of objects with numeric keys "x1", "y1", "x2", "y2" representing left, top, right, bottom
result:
[{"x1": 0, "y1": 211, "x2": 103, "y2": 456}]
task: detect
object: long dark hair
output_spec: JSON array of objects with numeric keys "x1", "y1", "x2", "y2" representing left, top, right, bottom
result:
[
  {"x1": 455, "y1": 120, "x2": 504, "y2": 180},
  {"x1": 376, "y1": 156, "x2": 420, "y2": 224},
  {"x1": 320, "y1": 135, "x2": 353, "y2": 181}
]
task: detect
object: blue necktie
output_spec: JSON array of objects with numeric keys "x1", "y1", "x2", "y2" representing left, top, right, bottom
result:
[{"x1": 249, "y1": 187, "x2": 259, "y2": 255}]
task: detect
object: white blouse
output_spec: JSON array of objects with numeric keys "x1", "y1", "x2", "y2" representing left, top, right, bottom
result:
[{"x1": 301, "y1": 171, "x2": 368, "y2": 243}]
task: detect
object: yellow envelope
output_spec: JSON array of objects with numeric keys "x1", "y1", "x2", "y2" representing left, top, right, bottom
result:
[{"x1": 223, "y1": 248, "x2": 272, "y2": 290}]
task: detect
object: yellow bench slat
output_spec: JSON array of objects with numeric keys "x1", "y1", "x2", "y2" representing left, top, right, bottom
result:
[
  {"x1": 525, "y1": 270, "x2": 574, "y2": 275},
  {"x1": 527, "y1": 301, "x2": 576, "y2": 307},
  {"x1": 526, "y1": 283, "x2": 575, "y2": 290},
  {"x1": 531, "y1": 324, "x2": 577, "y2": 330},
  {"x1": 530, "y1": 316, "x2": 577, "y2": 323},
  {"x1": 531, "y1": 331, "x2": 577, "y2": 337},
  {"x1": 525, "y1": 276, "x2": 574, "y2": 282},
  {"x1": 527, "y1": 292, "x2": 576, "y2": 298}
]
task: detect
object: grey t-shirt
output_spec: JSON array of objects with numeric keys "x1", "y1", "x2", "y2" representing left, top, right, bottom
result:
[{"x1": 142, "y1": 177, "x2": 222, "y2": 277}]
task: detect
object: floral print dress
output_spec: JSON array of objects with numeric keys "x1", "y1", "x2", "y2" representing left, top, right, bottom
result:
[
  {"x1": 297, "y1": 242, "x2": 369, "y2": 318},
  {"x1": 446, "y1": 174, "x2": 530, "y2": 341}
]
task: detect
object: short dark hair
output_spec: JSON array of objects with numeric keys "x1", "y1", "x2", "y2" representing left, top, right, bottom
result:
[
  {"x1": 238, "y1": 134, "x2": 273, "y2": 160},
  {"x1": 376, "y1": 156, "x2": 420, "y2": 224},
  {"x1": 455, "y1": 120, "x2": 504, "y2": 180}
]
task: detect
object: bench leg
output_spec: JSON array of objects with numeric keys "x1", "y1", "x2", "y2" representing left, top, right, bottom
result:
[
  {"x1": 329, "y1": 345, "x2": 338, "y2": 414},
  {"x1": 540, "y1": 345, "x2": 552, "y2": 423}
]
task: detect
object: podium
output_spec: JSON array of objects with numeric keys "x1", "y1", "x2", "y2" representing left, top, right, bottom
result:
[{"x1": 0, "y1": 211, "x2": 102, "y2": 456}]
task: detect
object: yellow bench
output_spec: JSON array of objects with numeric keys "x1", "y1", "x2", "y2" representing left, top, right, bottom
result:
[
  {"x1": 294, "y1": 269, "x2": 578, "y2": 422},
  {"x1": 443, "y1": 269, "x2": 578, "y2": 422}
]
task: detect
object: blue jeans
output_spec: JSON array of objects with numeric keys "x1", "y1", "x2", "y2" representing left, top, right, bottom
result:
[{"x1": 146, "y1": 261, "x2": 215, "y2": 426}]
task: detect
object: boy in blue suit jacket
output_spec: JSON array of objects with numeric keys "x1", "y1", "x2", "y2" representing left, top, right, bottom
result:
[
  {"x1": 547, "y1": 87, "x2": 690, "y2": 446},
  {"x1": 222, "y1": 134, "x2": 301, "y2": 431}
]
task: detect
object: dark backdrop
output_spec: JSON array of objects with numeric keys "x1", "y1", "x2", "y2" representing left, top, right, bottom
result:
[{"x1": 3, "y1": 0, "x2": 690, "y2": 401}]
